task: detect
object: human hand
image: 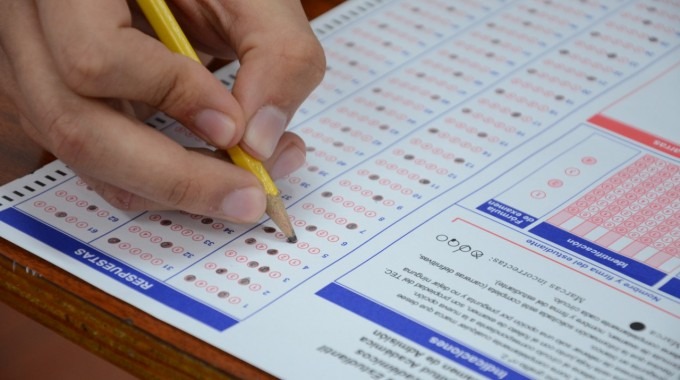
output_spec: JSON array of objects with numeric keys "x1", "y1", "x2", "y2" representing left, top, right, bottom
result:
[{"x1": 0, "y1": 0, "x2": 325, "y2": 223}]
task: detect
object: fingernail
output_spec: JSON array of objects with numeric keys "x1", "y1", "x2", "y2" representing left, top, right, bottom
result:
[
  {"x1": 194, "y1": 109, "x2": 237, "y2": 147},
  {"x1": 243, "y1": 106, "x2": 287, "y2": 159},
  {"x1": 269, "y1": 146, "x2": 306, "y2": 180},
  {"x1": 221, "y1": 186, "x2": 265, "y2": 222}
]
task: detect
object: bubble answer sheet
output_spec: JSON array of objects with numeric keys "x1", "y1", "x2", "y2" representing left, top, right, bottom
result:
[{"x1": 1, "y1": 0, "x2": 679, "y2": 379}]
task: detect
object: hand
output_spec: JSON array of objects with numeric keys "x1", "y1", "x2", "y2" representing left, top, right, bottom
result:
[{"x1": 0, "y1": 0, "x2": 325, "y2": 223}]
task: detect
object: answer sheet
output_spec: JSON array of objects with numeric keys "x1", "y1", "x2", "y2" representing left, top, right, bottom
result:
[{"x1": 1, "y1": 0, "x2": 679, "y2": 378}]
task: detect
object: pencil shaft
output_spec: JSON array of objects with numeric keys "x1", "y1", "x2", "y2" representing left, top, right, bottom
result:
[
  {"x1": 226, "y1": 147, "x2": 279, "y2": 196},
  {"x1": 136, "y1": 0, "x2": 199, "y2": 61},
  {"x1": 136, "y1": 0, "x2": 296, "y2": 239}
]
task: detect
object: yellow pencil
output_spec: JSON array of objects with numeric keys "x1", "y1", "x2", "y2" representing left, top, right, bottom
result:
[{"x1": 136, "y1": 0, "x2": 297, "y2": 243}]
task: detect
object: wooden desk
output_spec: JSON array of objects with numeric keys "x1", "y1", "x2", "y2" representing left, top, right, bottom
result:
[{"x1": 0, "y1": 1, "x2": 342, "y2": 378}]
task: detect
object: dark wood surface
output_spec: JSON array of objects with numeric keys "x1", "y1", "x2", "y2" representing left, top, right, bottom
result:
[{"x1": 0, "y1": 1, "x2": 343, "y2": 378}]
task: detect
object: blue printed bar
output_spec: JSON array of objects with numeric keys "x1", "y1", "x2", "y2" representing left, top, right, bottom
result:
[
  {"x1": 659, "y1": 278, "x2": 680, "y2": 300},
  {"x1": 317, "y1": 283, "x2": 528, "y2": 380},
  {"x1": 0, "y1": 207, "x2": 237, "y2": 331},
  {"x1": 530, "y1": 222, "x2": 665, "y2": 286},
  {"x1": 477, "y1": 199, "x2": 537, "y2": 229}
]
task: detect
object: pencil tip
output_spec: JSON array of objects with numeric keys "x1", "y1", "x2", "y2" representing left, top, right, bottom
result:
[{"x1": 265, "y1": 194, "x2": 297, "y2": 244}]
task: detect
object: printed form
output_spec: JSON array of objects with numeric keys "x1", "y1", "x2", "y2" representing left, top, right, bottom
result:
[{"x1": 1, "y1": 0, "x2": 679, "y2": 379}]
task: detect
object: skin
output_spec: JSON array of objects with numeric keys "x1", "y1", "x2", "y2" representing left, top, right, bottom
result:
[{"x1": 0, "y1": 0, "x2": 326, "y2": 223}]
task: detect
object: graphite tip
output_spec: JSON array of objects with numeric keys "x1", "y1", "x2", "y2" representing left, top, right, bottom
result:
[{"x1": 287, "y1": 234, "x2": 298, "y2": 244}]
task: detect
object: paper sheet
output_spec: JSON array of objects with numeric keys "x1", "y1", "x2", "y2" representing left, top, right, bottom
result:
[{"x1": 1, "y1": 0, "x2": 679, "y2": 378}]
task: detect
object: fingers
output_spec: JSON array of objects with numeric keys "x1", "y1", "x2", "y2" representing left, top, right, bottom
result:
[
  {"x1": 187, "y1": 131, "x2": 306, "y2": 181},
  {"x1": 2, "y1": 0, "x2": 313, "y2": 223},
  {"x1": 69, "y1": 131, "x2": 305, "y2": 215},
  {"x1": 230, "y1": 0, "x2": 325, "y2": 160},
  {"x1": 171, "y1": 0, "x2": 326, "y2": 160},
  {"x1": 36, "y1": 0, "x2": 322, "y2": 163},
  {"x1": 21, "y1": 102, "x2": 267, "y2": 222},
  {"x1": 262, "y1": 132, "x2": 307, "y2": 180},
  {"x1": 35, "y1": 0, "x2": 245, "y2": 150},
  {"x1": 3, "y1": 1, "x2": 266, "y2": 223}
]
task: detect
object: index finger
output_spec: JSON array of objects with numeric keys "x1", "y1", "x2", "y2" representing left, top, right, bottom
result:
[
  {"x1": 4, "y1": 1, "x2": 266, "y2": 222},
  {"x1": 36, "y1": 0, "x2": 247, "y2": 150}
]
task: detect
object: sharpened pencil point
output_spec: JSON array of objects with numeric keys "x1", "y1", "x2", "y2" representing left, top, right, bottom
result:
[{"x1": 265, "y1": 194, "x2": 297, "y2": 244}]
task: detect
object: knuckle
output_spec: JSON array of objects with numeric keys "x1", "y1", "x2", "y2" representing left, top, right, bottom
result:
[
  {"x1": 308, "y1": 40, "x2": 327, "y2": 84},
  {"x1": 58, "y1": 39, "x2": 109, "y2": 92},
  {"x1": 76, "y1": 175, "x2": 138, "y2": 211},
  {"x1": 149, "y1": 67, "x2": 199, "y2": 112},
  {"x1": 97, "y1": 186, "x2": 137, "y2": 211},
  {"x1": 164, "y1": 176, "x2": 201, "y2": 209},
  {"x1": 44, "y1": 107, "x2": 91, "y2": 165},
  {"x1": 282, "y1": 36, "x2": 326, "y2": 84}
]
